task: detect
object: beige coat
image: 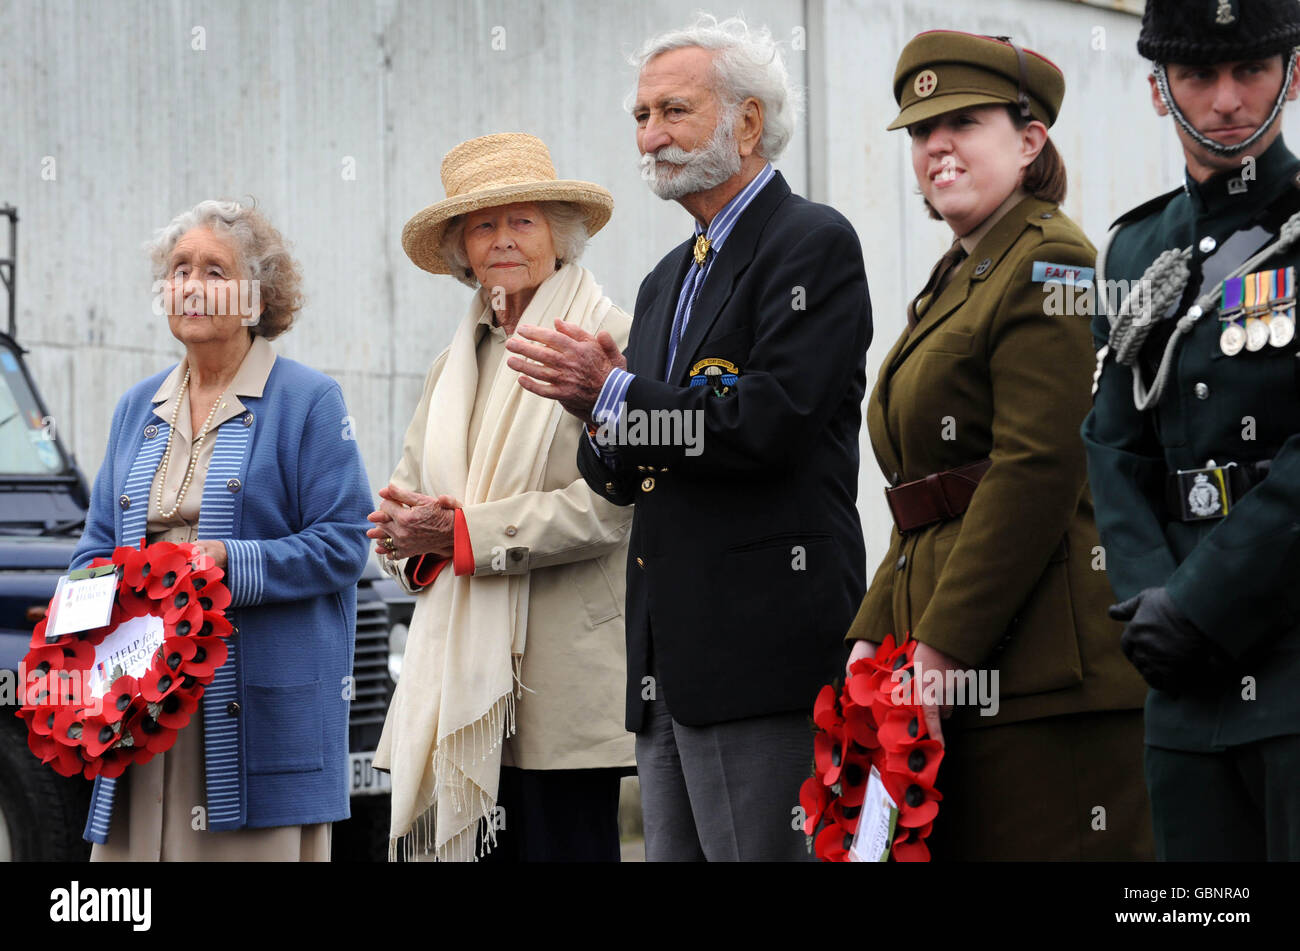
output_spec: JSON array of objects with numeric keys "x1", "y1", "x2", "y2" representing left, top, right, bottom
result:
[{"x1": 383, "y1": 305, "x2": 635, "y2": 771}]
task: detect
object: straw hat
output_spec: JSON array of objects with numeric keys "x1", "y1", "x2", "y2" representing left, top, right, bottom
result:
[{"x1": 401, "y1": 133, "x2": 615, "y2": 275}]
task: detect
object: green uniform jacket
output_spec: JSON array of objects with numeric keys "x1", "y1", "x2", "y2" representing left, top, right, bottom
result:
[
  {"x1": 1082, "y1": 136, "x2": 1300, "y2": 752},
  {"x1": 846, "y1": 196, "x2": 1147, "y2": 730}
]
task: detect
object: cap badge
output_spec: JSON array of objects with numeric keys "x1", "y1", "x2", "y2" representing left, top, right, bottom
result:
[
  {"x1": 914, "y1": 69, "x2": 938, "y2": 98},
  {"x1": 1215, "y1": 0, "x2": 1237, "y2": 26}
]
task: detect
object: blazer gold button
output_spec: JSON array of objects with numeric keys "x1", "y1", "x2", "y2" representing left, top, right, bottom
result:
[
  {"x1": 974, "y1": 259, "x2": 992, "y2": 276},
  {"x1": 242, "y1": 411, "x2": 254, "y2": 427},
  {"x1": 119, "y1": 494, "x2": 131, "y2": 510},
  {"x1": 227, "y1": 478, "x2": 241, "y2": 492},
  {"x1": 636, "y1": 557, "x2": 645, "y2": 568},
  {"x1": 637, "y1": 465, "x2": 647, "y2": 472},
  {"x1": 143, "y1": 424, "x2": 158, "y2": 439},
  {"x1": 641, "y1": 477, "x2": 655, "y2": 492},
  {"x1": 605, "y1": 482, "x2": 616, "y2": 493},
  {"x1": 226, "y1": 701, "x2": 240, "y2": 716},
  {"x1": 505, "y1": 525, "x2": 518, "y2": 537}
]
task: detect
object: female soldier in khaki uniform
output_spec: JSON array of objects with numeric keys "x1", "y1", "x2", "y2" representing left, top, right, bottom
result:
[{"x1": 844, "y1": 31, "x2": 1152, "y2": 860}]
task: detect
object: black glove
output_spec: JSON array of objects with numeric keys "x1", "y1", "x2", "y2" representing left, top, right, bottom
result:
[{"x1": 1109, "y1": 587, "x2": 1234, "y2": 695}]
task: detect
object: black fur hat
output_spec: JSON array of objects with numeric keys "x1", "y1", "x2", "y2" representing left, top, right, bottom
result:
[{"x1": 1138, "y1": 0, "x2": 1300, "y2": 65}]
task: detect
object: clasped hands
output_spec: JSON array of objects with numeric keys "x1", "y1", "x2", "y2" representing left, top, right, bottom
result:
[
  {"x1": 1110, "y1": 586, "x2": 1234, "y2": 694},
  {"x1": 504, "y1": 319, "x2": 627, "y2": 422},
  {"x1": 366, "y1": 485, "x2": 461, "y2": 562}
]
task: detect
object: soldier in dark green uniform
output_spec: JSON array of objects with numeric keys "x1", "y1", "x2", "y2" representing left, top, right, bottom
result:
[{"x1": 1083, "y1": 0, "x2": 1300, "y2": 860}]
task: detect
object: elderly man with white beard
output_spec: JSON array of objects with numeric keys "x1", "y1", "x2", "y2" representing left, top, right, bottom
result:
[{"x1": 506, "y1": 14, "x2": 872, "y2": 860}]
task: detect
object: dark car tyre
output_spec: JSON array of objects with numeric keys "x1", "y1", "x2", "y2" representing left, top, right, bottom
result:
[{"x1": 0, "y1": 716, "x2": 92, "y2": 861}]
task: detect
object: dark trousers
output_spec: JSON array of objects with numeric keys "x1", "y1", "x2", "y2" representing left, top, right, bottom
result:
[
  {"x1": 927, "y1": 709, "x2": 1154, "y2": 860},
  {"x1": 476, "y1": 766, "x2": 624, "y2": 863},
  {"x1": 1146, "y1": 735, "x2": 1300, "y2": 861}
]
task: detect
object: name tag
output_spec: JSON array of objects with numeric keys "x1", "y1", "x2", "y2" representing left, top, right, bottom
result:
[
  {"x1": 47, "y1": 568, "x2": 119, "y2": 639},
  {"x1": 1032, "y1": 261, "x2": 1095, "y2": 287},
  {"x1": 848, "y1": 765, "x2": 899, "y2": 862}
]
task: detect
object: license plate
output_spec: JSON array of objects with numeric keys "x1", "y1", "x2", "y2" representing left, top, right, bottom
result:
[{"x1": 349, "y1": 751, "x2": 391, "y2": 796}]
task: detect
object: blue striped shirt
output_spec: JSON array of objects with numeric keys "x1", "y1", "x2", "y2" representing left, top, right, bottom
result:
[{"x1": 591, "y1": 163, "x2": 775, "y2": 458}]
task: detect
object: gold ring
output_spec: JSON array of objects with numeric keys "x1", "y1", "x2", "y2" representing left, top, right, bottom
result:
[{"x1": 385, "y1": 536, "x2": 395, "y2": 550}]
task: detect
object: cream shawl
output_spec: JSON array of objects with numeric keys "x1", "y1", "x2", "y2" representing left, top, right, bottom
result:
[{"x1": 373, "y1": 263, "x2": 615, "y2": 861}]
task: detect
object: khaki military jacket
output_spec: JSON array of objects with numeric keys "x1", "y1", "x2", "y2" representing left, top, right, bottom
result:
[{"x1": 846, "y1": 196, "x2": 1147, "y2": 729}]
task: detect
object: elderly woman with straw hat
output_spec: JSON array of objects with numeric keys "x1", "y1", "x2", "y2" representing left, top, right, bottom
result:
[{"x1": 370, "y1": 133, "x2": 634, "y2": 862}]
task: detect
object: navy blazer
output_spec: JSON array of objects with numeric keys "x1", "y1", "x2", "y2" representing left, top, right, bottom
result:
[
  {"x1": 578, "y1": 171, "x2": 872, "y2": 730},
  {"x1": 70, "y1": 354, "x2": 372, "y2": 840}
]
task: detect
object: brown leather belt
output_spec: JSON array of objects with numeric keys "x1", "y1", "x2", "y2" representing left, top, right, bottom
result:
[{"x1": 885, "y1": 459, "x2": 992, "y2": 534}]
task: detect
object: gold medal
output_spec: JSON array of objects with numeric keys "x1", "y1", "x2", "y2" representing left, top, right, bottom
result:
[
  {"x1": 1220, "y1": 322, "x2": 1246, "y2": 356},
  {"x1": 1245, "y1": 316, "x2": 1269, "y2": 351}
]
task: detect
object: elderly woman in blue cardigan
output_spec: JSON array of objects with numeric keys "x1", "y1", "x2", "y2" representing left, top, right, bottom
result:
[{"x1": 69, "y1": 200, "x2": 373, "y2": 861}]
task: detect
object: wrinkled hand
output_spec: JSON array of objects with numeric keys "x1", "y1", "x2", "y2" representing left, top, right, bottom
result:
[
  {"x1": 191, "y1": 539, "x2": 227, "y2": 571},
  {"x1": 505, "y1": 319, "x2": 627, "y2": 423},
  {"x1": 366, "y1": 485, "x2": 460, "y2": 561},
  {"x1": 1111, "y1": 587, "x2": 1233, "y2": 695}
]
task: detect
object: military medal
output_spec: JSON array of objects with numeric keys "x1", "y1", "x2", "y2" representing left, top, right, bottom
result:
[
  {"x1": 1220, "y1": 277, "x2": 1246, "y2": 356},
  {"x1": 1269, "y1": 266, "x2": 1295, "y2": 348},
  {"x1": 1245, "y1": 316, "x2": 1270, "y2": 351},
  {"x1": 1242, "y1": 271, "x2": 1268, "y2": 351}
]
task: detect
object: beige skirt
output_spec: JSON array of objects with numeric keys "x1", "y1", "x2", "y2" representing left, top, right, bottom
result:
[{"x1": 89, "y1": 704, "x2": 330, "y2": 862}]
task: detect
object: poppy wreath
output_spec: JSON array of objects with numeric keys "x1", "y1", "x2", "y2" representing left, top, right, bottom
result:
[
  {"x1": 800, "y1": 634, "x2": 944, "y2": 862},
  {"x1": 14, "y1": 539, "x2": 232, "y2": 780}
]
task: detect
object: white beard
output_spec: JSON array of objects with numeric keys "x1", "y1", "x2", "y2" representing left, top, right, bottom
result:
[{"x1": 640, "y1": 112, "x2": 744, "y2": 201}]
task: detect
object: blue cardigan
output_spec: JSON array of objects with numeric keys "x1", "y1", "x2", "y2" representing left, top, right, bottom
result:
[{"x1": 70, "y1": 353, "x2": 373, "y2": 841}]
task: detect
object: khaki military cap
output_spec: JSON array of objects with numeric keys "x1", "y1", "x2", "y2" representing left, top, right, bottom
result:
[{"x1": 888, "y1": 30, "x2": 1066, "y2": 131}]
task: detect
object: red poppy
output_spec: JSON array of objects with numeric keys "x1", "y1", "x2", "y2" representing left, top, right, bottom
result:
[
  {"x1": 139, "y1": 661, "x2": 183, "y2": 703},
  {"x1": 828, "y1": 799, "x2": 863, "y2": 835},
  {"x1": 144, "y1": 548, "x2": 189, "y2": 600},
  {"x1": 883, "y1": 770, "x2": 942, "y2": 829},
  {"x1": 27, "y1": 701, "x2": 60, "y2": 737},
  {"x1": 836, "y1": 750, "x2": 872, "y2": 808},
  {"x1": 181, "y1": 635, "x2": 228, "y2": 679},
  {"x1": 50, "y1": 706, "x2": 86, "y2": 748},
  {"x1": 892, "y1": 822, "x2": 933, "y2": 862},
  {"x1": 885, "y1": 738, "x2": 943, "y2": 789},
  {"x1": 196, "y1": 611, "x2": 233, "y2": 640},
  {"x1": 800, "y1": 775, "x2": 833, "y2": 836},
  {"x1": 81, "y1": 712, "x2": 123, "y2": 758},
  {"x1": 116, "y1": 582, "x2": 154, "y2": 619},
  {"x1": 162, "y1": 579, "x2": 204, "y2": 629},
  {"x1": 193, "y1": 576, "x2": 231, "y2": 615},
  {"x1": 158, "y1": 635, "x2": 197, "y2": 675},
  {"x1": 876, "y1": 706, "x2": 927, "y2": 752},
  {"x1": 123, "y1": 708, "x2": 178, "y2": 755},
  {"x1": 839, "y1": 695, "x2": 880, "y2": 751},
  {"x1": 813, "y1": 821, "x2": 854, "y2": 862},
  {"x1": 120, "y1": 543, "x2": 156, "y2": 590},
  {"x1": 814, "y1": 724, "x2": 849, "y2": 788},
  {"x1": 100, "y1": 676, "x2": 139, "y2": 725},
  {"x1": 154, "y1": 688, "x2": 201, "y2": 730},
  {"x1": 812, "y1": 683, "x2": 843, "y2": 734},
  {"x1": 44, "y1": 740, "x2": 87, "y2": 777}
]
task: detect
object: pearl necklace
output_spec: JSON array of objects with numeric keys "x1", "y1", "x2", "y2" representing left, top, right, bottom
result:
[{"x1": 155, "y1": 368, "x2": 226, "y2": 520}]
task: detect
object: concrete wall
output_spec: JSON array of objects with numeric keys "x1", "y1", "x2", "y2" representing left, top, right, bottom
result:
[{"x1": 4, "y1": 0, "x2": 1296, "y2": 577}]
